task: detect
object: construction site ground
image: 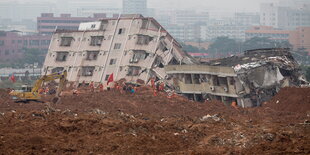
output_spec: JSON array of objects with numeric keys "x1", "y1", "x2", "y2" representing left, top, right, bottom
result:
[{"x1": 0, "y1": 87, "x2": 309, "y2": 154}]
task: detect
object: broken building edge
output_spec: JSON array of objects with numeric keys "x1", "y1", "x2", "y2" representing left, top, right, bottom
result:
[
  {"x1": 165, "y1": 48, "x2": 309, "y2": 107},
  {"x1": 43, "y1": 14, "x2": 195, "y2": 86}
]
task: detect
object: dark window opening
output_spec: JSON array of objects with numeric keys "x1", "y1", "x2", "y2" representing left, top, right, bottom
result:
[
  {"x1": 90, "y1": 36, "x2": 104, "y2": 46},
  {"x1": 118, "y1": 28, "x2": 125, "y2": 35},
  {"x1": 0, "y1": 40, "x2": 4, "y2": 46},
  {"x1": 81, "y1": 66, "x2": 95, "y2": 76},
  {"x1": 219, "y1": 77, "x2": 228, "y2": 86},
  {"x1": 185, "y1": 74, "x2": 193, "y2": 84},
  {"x1": 86, "y1": 51, "x2": 99, "y2": 61},
  {"x1": 109, "y1": 59, "x2": 117, "y2": 65},
  {"x1": 141, "y1": 19, "x2": 148, "y2": 29},
  {"x1": 130, "y1": 50, "x2": 148, "y2": 63},
  {"x1": 56, "y1": 52, "x2": 69, "y2": 62},
  {"x1": 193, "y1": 74, "x2": 201, "y2": 84},
  {"x1": 52, "y1": 67, "x2": 64, "y2": 73},
  {"x1": 212, "y1": 75, "x2": 220, "y2": 86},
  {"x1": 114, "y1": 43, "x2": 121, "y2": 49},
  {"x1": 60, "y1": 37, "x2": 73, "y2": 46},
  {"x1": 136, "y1": 35, "x2": 153, "y2": 45},
  {"x1": 127, "y1": 66, "x2": 141, "y2": 76},
  {"x1": 105, "y1": 75, "x2": 110, "y2": 81}
]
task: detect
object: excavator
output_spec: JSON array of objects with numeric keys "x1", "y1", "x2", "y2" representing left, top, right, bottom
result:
[{"x1": 10, "y1": 71, "x2": 67, "y2": 103}]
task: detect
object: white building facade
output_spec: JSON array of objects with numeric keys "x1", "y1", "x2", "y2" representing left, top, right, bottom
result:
[{"x1": 43, "y1": 15, "x2": 193, "y2": 85}]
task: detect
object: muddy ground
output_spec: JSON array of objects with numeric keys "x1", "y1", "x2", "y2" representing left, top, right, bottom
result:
[{"x1": 0, "y1": 87, "x2": 309, "y2": 154}]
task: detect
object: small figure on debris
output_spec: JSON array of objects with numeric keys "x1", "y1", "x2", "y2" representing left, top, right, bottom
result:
[
  {"x1": 153, "y1": 89, "x2": 157, "y2": 96},
  {"x1": 122, "y1": 84, "x2": 127, "y2": 94},
  {"x1": 44, "y1": 87, "x2": 49, "y2": 95},
  {"x1": 72, "y1": 89, "x2": 79, "y2": 95},
  {"x1": 167, "y1": 90, "x2": 176, "y2": 99},
  {"x1": 82, "y1": 81, "x2": 86, "y2": 87},
  {"x1": 99, "y1": 83, "x2": 104, "y2": 92},
  {"x1": 151, "y1": 78, "x2": 155, "y2": 89},
  {"x1": 89, "y1": 81, "x2": 94, "y2": 92},
  {"x1": 159, "y1": 82, "x2": 165, "y2": 91},
  {"x1": 127, "y1": 85, "x2": 133, "y2": 93},
  {"x1": 38, "y1": 88, "x2": 45, "y2": 94},
  {"x1": 231, "y1": 101, "x2": 238, "y2": 109}
]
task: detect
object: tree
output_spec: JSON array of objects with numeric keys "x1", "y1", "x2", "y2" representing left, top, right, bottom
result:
[
  {"x1": 243, "y1": 37, "x2": 292, "y2": 51},
  {"x1": 181, "y1": 43, "x2": 208, "y2": 53},
  {"x1": 207, "y1": 37, "x2": 239, "y2": 57}
]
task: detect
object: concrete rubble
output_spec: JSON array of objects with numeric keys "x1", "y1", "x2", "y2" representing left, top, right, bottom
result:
[{"x1": 165, "y1": 48, "x2": 309, "y2": 107}]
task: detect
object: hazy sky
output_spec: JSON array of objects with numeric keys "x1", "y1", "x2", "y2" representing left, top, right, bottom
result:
[
  {"x1": 148, "y1": 0, "x2": 277, "y2": 12},
  {"x1": 5, "y1": 0, "x2": 279, "y2": 12}
]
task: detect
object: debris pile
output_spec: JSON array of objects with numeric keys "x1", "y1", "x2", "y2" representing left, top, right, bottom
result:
[
  {"x1": 265, "y1": 87, "x2": 310, "y2": 113},
  {"x1": 0, "y1": 87, "x2": 309, "y2": 154}
]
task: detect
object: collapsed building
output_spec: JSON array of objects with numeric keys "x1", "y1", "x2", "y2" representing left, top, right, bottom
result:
[
  {"x1": 43, "y1": 14, "x2": 194, "y2": 85},
  {"x1": 165, "y1": 48, "x2": 309, "y2": 107}
]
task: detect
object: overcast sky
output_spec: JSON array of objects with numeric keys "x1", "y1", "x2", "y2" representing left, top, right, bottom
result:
[
  {"x1": 148, "y1": 0, "x2": 277, "y2": 12},
  {"x1": 5, "y1": 0, "x2": 279, "y2": 12}
]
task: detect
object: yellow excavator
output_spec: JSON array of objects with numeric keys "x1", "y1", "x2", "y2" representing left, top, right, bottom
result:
[{"x1": 10, "y1": 71, "x2": 67, "y2": 103}]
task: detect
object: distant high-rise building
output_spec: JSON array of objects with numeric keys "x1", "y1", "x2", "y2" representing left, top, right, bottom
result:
[
  {"x1": 0, "y1": 31, "x2": 51, "y2": 63},
  {"x1": 122, "y1": 0, "x2": 147, "y2": 16},
  {"x1": 234, "y1": 12, "x2": 260, "y2": 26},
  {"x1": 260, "y1": 2, "x2": 310, "y2": 29}
]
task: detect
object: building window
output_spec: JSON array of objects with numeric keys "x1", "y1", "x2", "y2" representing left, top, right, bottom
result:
[
  {"x1": 118, "y1": 28, "x2": 125, "y2": 35},
  {"x1": 29, "y1": 40, "x2": 39, "y2": 46},
  {"x1": 130, "y1": 50, "x2": 149, "y2": 63},
  {"x1": 114, "y1": 43, "x2": 121, "y2": 49},
  {"x1": 86, "y1": 51, "x2": 99, "y2": 61},
  {"x1": 105, "y1": 75, "x2": 110, "y2": 81},
  {"x1": 141, "y1": 19, "x2": 148, "y2": 29},
  {"x1": 51, "y1": 67, "x2": 64, "y2": 73},
  {"x1": 23, "y1": 40, "x2": 28, "y2": 46},
  {"x1": 212, "y1": 75, "x2": 220, "y2": 86},
  {"x1": 127, "y1": 66, "x2": 141, "y2": 76},
  {"x1": 184, "y1": 74, "x2": 193, "y2": 84},
  {"x1": 91, "y1": 24, "x2": 96, "y2": 28},
  {"x1": 5, "y1": 50, "x2": 9, "y2": 55},
  {"x1": 81, "y1": 66, "x2": 95, "y2": 76},
  {"x1": 90, "y1": 36, "x2": 104, "y2": 46},
  {"x1": 136, "y1": 35, "x2": 153, "y2": 45},
  {"x1": 56, "y1": 51, "x2": 69, "y2": 62},
  {"x1": 60, "y1": 37, "x2": 73, "y2": 46},
  {"x1": 109, "y1": 59, "x2": 117, "y2": 65},
  {"x1": 41, "y1": 40, "x2": 50, "y2": 45},
  {"x1": 0, "y1": 40, "x2": 4, "y2": 46}
]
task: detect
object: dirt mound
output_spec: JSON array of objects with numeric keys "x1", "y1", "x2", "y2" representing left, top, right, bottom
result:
[
  {"x1": 0, "y1": 86, "x2": 309, "y2": 154},
  {"x1": 55, "y1": 89, "x2": 232, "y2": 118},
  {"x1": 0, "y1": 89, "x2": 11, "y2": 104},
  {"x1": 265, "y1": 87, "x2": 310, "y2": 113}
]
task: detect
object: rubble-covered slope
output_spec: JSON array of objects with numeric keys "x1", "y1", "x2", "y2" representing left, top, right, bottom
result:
[{"x1": 0, "y1": 87, "x2": 309, "y2": 154}]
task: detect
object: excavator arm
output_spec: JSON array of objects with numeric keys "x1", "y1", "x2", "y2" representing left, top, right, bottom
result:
[{"x1": 10, "y1": 71, "x2": 67, "y2": 102}]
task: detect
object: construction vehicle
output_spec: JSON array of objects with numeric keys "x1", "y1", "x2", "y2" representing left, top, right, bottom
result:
[{"x1": 10, "y1": 71, "x2": 67, "y2": 103}]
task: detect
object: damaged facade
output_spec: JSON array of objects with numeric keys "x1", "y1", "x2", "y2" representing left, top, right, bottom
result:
[
  {"x1": 43, "y1": 14, "x2": 194, "y2": 85},
  {"x1": 165, "y1": 48, "x2": 308, "y2": 107}
]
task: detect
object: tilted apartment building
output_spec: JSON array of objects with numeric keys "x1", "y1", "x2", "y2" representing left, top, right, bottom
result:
[{"x1": 43, "y1": 14, "x2": 194, "y2": 85}]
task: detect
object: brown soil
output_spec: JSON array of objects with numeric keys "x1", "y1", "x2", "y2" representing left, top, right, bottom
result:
[{"x1": 0, "y1": 87, "x2": 309, "y2": 154}]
